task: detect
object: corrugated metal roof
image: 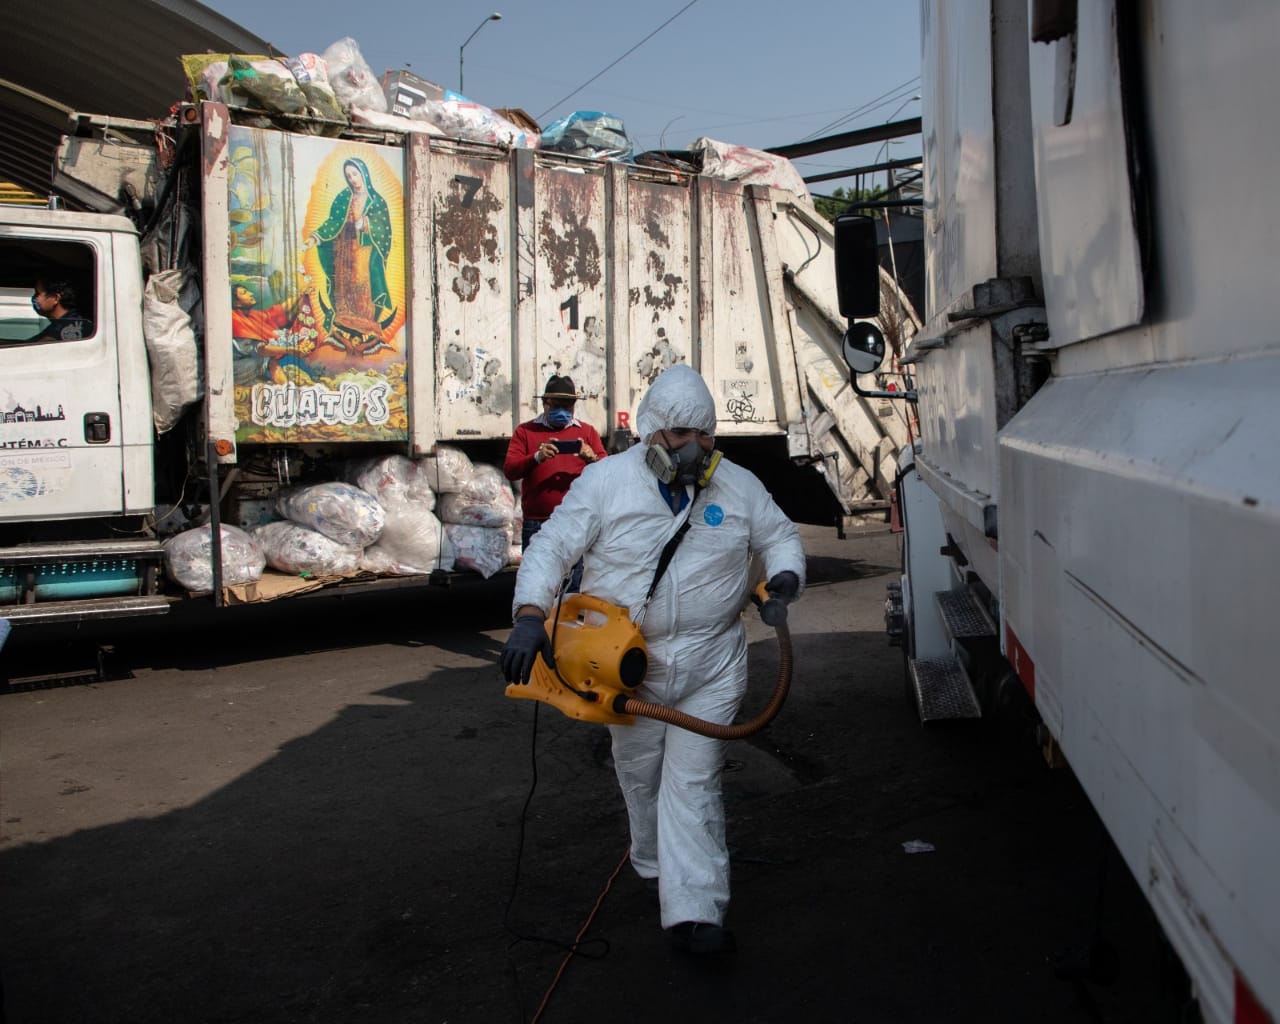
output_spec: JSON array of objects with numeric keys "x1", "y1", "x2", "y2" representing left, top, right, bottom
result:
[
  {"x1": 0, "y1": 180, "x2": 45, "y2": 206},
  {"x1": 0, "y1": 0, "x2": 272, "y2": 201}
]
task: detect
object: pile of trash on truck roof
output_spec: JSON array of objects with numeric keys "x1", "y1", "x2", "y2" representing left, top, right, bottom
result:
[{"x1": 179, "y1": 36, "x2": 812, "y2": 204}]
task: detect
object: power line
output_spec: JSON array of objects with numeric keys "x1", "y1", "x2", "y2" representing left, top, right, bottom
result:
[
  {"x1": 535, "y1": 0, "x2": 703, "y2": 121},
  {"x1": 798, "y1": 77, "x2": 921, "y2": 142},
  {"x1": 800, "y1": 80, "x2": 920, "y2": 142}
]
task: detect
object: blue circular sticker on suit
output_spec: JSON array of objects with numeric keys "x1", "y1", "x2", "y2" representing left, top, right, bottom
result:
[{"x1": 703, "y1": 504, "x2": 725, "y2": 526}]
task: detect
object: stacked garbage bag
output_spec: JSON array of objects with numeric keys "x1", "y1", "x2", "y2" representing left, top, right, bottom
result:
[
  {"x1": 162, "y1": 446, "x2": 520, "y2": 593},
  {"x1": 162, "y1": 527, "x2": 267, "y2": 591},
  {"x1": 415, "y1": 447, "x2": 520, "y2": 578},
  {"x1": 181, "y1": 52, "x2": 347, "y2": 134},
  {"x1": 257, "y1": 481, "x2": 383, "y2": 576},
  {"x1": 162, "y1": 523, "x2": 267, "y2": 594},
  {"x1": 347, "y1": 454, "x2": 452, "y2": 575}
]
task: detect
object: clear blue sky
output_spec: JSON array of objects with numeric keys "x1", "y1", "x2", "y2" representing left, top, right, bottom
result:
[{"x1": 203, "y1": 0, "x2": 921, "y2": 196}]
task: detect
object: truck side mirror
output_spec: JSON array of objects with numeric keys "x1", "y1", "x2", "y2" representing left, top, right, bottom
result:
[
  {"x1": 842, "y1": 321, "x2": 886, "y2": 376},
  {"x1": 834, "y1": 214, "x2": 881, "y2": 318}
]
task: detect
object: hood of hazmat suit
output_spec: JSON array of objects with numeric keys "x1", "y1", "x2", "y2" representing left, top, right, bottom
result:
[
  {"x1": 635, "y1": 363, "x2": 717, "y2": 442},
  {"x1": 510, "y1": 363, "x2": 805, "y2": 931}
]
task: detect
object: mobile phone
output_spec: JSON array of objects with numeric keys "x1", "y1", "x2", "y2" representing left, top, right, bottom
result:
[{"x1": 553, "y1": 438, "x2": 582, "y2": 454}]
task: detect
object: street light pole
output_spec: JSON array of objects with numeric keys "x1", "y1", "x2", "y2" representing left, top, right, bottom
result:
[{"x1": 459, "y1": 12, "x2": 502, "y2": 95}]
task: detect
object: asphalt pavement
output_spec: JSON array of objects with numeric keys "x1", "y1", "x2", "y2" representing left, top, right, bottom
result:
[{"x1": 0, "y1": 526, "x2": 1175, "y2": 1023}]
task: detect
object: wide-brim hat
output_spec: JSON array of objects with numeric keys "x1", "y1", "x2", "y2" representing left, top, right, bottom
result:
[{"x1": 538, "y1": 374, "x2": 581, "y2": 400}]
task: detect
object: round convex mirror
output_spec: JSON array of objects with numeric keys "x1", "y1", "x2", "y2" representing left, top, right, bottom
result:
[{"x1": 842, "y1": 321, "x2": 886, "y2": 376}]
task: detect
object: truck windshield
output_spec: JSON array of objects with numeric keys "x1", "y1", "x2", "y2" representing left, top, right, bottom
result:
[{"x1": 0, "y1": 238, "x2": 97, "y2": 344}]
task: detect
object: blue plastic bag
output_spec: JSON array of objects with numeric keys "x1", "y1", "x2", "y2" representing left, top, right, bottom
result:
[{"x1": 539, "y1": 111, "x2": 632, "y2": 161}]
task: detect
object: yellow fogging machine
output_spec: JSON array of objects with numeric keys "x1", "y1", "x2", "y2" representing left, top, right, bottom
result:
[{"x1": 504, "y1": 582, "x2": 793, "y2": 739}]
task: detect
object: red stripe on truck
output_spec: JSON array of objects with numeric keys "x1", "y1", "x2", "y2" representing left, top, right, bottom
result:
[
  {"x1": 1005, "y1": 624, "x2": 1035, "y2": 700},
  {"x1": 1236, "y1": 971, "x2": 1274, "y2": 1024}
]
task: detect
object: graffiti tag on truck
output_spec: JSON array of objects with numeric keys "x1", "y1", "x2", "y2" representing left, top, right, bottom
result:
[{"x1": 723, "y1": 379, "x2": 763, "y2": 423}]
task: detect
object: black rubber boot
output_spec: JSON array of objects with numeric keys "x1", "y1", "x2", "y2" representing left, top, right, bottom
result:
[{"x1": 668, "y1": 921, "x2": 736, "y2": 954}]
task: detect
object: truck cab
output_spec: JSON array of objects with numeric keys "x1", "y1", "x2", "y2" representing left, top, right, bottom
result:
[
  {"x1": 0, "y1": 208, "x2": 165, "y2": 615},
  {"x1": 0, "y1": 209, "x2": 153, "y2": 521}
]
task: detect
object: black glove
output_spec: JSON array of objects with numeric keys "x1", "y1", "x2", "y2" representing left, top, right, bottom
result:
[
  {"x1": 501, "y1": 615, "x2": 553, "y2": 685},
  {"x1": 765, "y1": 571, "x2": 800, "y2": 602}
]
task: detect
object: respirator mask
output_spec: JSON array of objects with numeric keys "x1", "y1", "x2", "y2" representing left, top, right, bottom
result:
[{"x1": 644, "y1": 436, "x2": 722, "y2": 488}]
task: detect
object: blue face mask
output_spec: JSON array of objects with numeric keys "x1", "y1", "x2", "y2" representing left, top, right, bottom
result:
[
  {"x1": 546, "y1": 408, "x2": 573, "y2": 429},
  {"x1": 31, "y1": 295, "x2": 44, "y2": 315}
]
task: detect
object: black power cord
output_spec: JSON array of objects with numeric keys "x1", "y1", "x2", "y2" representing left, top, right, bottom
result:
[{"x1": 503, "y1": 577, "x2": 616, "y2": 1021}]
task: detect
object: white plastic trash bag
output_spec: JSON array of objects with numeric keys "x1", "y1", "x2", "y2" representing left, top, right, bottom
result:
[
  {"x1": 410, "y1": 98, "x2": 537, "y2": 148},
  {"x1": 460, "y1": 463, "x2": 509, "y2": 503},
  {"x1": 362, "y1": 508, "x2": 454, "y2": 574},
  {"x1": 346, "y1": 455, "x2": 436, "y2": 511},
  {"x1": 321, "y1": 37, "x2": 387, "y2": 113},
  {"x1": 437, "y1": 490, "x2": 514, "y2": 529},
  {"x1": 277, "y1": 481, "x2": 385, "y2": 548},
  {"x1": 142, "y1": 269, "x2": 201, "y2": 434},
  {"x1": 350, "y1": 107, "x2": 445, "y2": 136},
  {"x1": 360, "y1": 546, "x2": 416, "y2": 575},
  {"x1": 445, "y1": 524, "x2": 509, "y2": 579},
  {"x1": 418, "y1": 445, "x2": 474, "y2": 494},
  {"x1": 691, "y1": 137, "x2": 814, "y2": 206},
  {"x1": 254, "y1": 520, "x2": 361, "y2": 577},
  {"x1": 163, "y1": 524, "x2": 265, "y2": 592}
]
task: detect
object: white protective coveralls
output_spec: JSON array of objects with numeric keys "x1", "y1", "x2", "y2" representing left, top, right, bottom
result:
[{"x1": 511, "y1": 365, "x2": 805, "y2": 928}]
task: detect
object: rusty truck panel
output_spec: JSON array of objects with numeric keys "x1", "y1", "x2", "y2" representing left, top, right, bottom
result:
[
  {"x1": 430, "y1": 145, "x2": 513, "y2": 438},
  {"x1": 622, "y1": 174, "x2": 694, "y2": 429},
  {"x1": 530, "y1": 156, "x2": 609, "y2": 432},
  {"x1": 192, "y1": 127, "x2": 904, "y2": 510}
]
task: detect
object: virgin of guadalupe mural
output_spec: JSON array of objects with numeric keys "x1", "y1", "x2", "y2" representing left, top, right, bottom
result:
[
  {"x1": 305, "y1": 157, "x2": 397, "y2": 355},
  {"x1": 227, "y1": 126, "x2": 409, "y2": 445}
]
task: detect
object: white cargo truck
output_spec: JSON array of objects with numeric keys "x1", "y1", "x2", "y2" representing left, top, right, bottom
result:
[
  {"x1": 0, "y1": 101, "x2": 907, "y2": 624},
  {"x1": 835, "y1": 2, "x2": 1279, "y2": 1021}
]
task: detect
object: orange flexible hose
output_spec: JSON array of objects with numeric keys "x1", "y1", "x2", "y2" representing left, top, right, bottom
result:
[
  {"x1": 530, "y1": 845, "x2": 631, "y2": 1023},
  {"x1": 619, "y1": 618, "x2": 793, "y2": 739}
]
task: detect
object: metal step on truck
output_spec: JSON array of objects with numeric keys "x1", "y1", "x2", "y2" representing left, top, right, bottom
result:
[{"x1": 0, "y1": 98, "x2": 911, "y2": 627}]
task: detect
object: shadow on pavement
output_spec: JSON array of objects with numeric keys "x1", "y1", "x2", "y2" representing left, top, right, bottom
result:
[{"x1": 0, "y1": 611, "x2": 1163, "y2": 1024}]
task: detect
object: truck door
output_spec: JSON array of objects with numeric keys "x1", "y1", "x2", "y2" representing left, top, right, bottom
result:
[{"x1": 0, "y1": 230, "x2": 125, "y2": 519}]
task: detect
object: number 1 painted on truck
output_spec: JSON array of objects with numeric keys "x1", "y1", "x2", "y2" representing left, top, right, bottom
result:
[{"x1": 560, "y1": 293, "x2": 579, "y2": 330}]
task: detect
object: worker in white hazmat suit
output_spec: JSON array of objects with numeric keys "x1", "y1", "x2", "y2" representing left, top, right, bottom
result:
[{"x1": 500, "y1": 364, "x2": 804, "y2": 954}]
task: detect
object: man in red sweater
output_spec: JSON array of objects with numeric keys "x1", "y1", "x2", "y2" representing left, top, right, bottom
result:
[{"x1": 503, "y1": 376, "x2": 607, "y2": 576}]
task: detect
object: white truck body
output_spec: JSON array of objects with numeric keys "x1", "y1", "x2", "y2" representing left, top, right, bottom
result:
[
  {"x1": 886, "y1": 1, "x2": 1279, "y2": 1019},
  {"x1": 0, "y1": 103, "x2": 907, "y2": 622}
]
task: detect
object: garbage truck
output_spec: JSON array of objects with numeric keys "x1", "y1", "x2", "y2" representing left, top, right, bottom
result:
[
  {"x1": 834, "y1": 2, "x2": 1278, "y2": 1021},
  {"x1": 0, "y1": 96, "x2": 908, "y2": 625}
]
